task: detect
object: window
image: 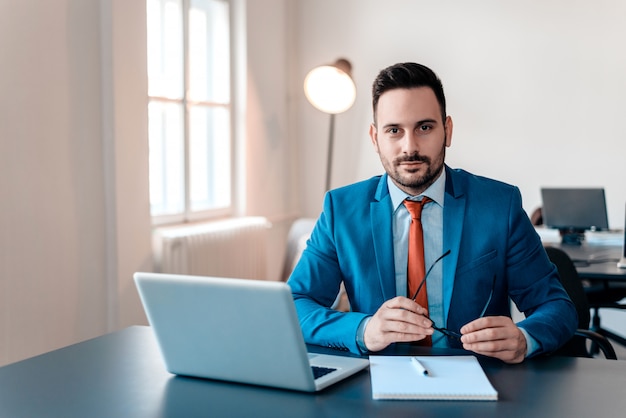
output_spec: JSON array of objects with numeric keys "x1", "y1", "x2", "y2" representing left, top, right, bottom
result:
[{"x1": 147, "y1": 0, "x2": 232, "y2": 223}]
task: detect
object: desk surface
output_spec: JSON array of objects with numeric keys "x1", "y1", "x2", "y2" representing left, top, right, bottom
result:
[{"x1": 1, "y1": 326, "x2": 626, "y2": 418}]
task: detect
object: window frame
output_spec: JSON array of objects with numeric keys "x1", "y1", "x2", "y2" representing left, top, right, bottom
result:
[{"x1": 147, "y1": 0, "x2": 235, "y2": 226}]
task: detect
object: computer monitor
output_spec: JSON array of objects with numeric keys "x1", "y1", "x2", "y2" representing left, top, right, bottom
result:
[{"x1": 540, "y1": 187, "x2": 609, "y2": 245}]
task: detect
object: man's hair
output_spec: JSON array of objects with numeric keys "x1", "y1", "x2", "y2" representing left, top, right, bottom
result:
[{"x1": 371, "y1": 62, "x2": 447, "y2": 124}]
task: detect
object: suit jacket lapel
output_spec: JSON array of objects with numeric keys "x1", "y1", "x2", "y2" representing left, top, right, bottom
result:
[
  {"x1": 370, "y1": 175, "x2": 396, "y2": 301},
  {"x1": 442, "y1": 166, "x2": 466, "y2": 323}
]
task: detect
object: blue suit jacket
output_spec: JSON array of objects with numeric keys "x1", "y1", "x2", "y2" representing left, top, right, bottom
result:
[{"x1": 288, "y1": 166, "x2": 577, "y2": 355}]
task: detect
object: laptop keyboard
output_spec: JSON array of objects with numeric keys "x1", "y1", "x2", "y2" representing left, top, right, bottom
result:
[{"x1": 312, "y1": 366, "x2": 336, "y2": 380}]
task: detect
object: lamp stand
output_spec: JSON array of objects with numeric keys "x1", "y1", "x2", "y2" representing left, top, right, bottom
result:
[{"x1": 325, "y1": 113, "x2": 336, "y2": 191}]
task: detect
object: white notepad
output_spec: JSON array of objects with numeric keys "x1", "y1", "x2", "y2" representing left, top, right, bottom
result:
[{"x1": 369, "y1": 356, "x2": 498, "y2": 401}]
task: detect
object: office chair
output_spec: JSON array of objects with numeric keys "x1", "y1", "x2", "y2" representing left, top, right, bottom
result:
[
  {"x1": 280, "y1": 218, "x2": 349, "y2": 311},
  {"x1": 584, "y1": 281, "x2": 626, "y2": 349},
  {"x1": 532, "y1": 209, "x2": 626, "y2": 352},
  {"x1": 544, "y1": 246, "x2": 617, "y2": 359},
  {"x1": 280, "y1": 218, "x2": 316, "y2": 282}
]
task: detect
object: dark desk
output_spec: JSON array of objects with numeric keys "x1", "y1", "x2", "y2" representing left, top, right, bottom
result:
[
  {"x1": 1, "y1": 326, "x2": 626, "y2": 417},
  {"x1": 553, "y1": 243, "x2": 626, "y2": 281}
]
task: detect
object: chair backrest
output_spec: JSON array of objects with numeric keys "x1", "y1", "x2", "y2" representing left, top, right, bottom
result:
[
  {"x1": 544, "y1": 246, "x2": 590, "y2": 329},
  {"x1": 530, "y1": 207, "x2": 543, "y2": 226},
  {"x1": 545, "y1": 246, "x2": 617, "y2": 359},
  {"x1": 280, "y1": 218, "x2": 350, "y2": 312},
  {"x1": 545, "y1": 246, "x2": 591, "y2": 357},
  {"x1": 280, "y1": 218, "x2": 316, "y2": 282}
]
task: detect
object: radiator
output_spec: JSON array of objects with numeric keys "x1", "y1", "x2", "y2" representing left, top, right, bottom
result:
[{"x1": 153, "y1": 217, "x2": 272, "y2": 280}]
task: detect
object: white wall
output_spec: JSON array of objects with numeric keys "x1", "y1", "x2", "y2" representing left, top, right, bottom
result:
[
  {"x1": 243, "y1": 0, "x2": 299, "y2": 280},
  {"x1": 295, "y1": 0, "x2": 626, "y2": 230},
  {"x1": 102, "y1": 0, "x2": 154, "y2": 330},
  {"x1": 0, "y1": 0, "x2": 152, "y2": 366},
  {"x1": 1, "y1": 0, "x2": 108, "y2": 364}
]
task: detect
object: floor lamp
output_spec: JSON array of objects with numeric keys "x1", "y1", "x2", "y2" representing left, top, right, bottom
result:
[{"x1": 304, "y1": 58, "x2": 356, "y2": 191}]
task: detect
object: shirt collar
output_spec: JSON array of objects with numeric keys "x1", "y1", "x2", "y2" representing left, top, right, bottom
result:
[{"x1": 387, "y1": 168, "x2": 446, "y2": 212}]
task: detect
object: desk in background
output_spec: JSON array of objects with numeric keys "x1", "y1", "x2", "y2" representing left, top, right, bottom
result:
[
  {"x1": 1, "y1": 326, "x2": 626, "y2": 417},
  {"x1": 537, "y1": 227, "x2": 625, "y2": 278},
  {"x1": 553, "y1": 242, "x2": 626, "y2": 281}
]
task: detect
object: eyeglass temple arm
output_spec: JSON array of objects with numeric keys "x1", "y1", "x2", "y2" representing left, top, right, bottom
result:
[
  {"x1": 411, "y1": 249, "x2": 451, "y2": 301},
  {"x1": 478, "y1": 274, "x2": 497, "y2": 318}
]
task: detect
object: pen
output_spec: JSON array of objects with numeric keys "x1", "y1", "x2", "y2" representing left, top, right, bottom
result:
[{"x1": 411, "y1": 357, "x2": 430, "y2": 376}]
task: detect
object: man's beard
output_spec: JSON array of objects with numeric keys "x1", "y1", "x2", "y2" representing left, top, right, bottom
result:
[{"x1": 387, "y1": 143, "x2": 446, "y2": 194}]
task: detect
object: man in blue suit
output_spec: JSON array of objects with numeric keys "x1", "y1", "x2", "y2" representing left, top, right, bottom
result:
[{"x1": 288, "y1": 62, "x2": 577, "y2": 363}]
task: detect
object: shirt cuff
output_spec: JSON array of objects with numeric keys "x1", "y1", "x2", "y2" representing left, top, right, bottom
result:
[
  {"x1": 519, "y1": 327, "x2": 539, "y2": 357},
  {"x1": 356, "y1": 316, "x2": 372, "y2": 354}
]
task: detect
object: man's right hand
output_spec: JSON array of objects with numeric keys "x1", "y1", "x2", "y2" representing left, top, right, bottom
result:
[{"x1": 363, "y1": 296, "x2": 434, "y2": 352}]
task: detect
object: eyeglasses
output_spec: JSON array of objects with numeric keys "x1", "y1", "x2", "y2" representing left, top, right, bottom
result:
[{"x1": 412, "y1": 250, "x2": 496, "y2": 340}]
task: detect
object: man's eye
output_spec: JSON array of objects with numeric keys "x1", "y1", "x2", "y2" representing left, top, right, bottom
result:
[
  {"x1": 418, "y1": 125, "x2": 432, "y2": 132},
  {"x1": 388, "y1": 128, "x2": 400, "y2": 134}
]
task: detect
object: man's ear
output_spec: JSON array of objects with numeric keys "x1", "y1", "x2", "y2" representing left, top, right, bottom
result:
[
  {"x1": 444, "y1": 116, "x2": 453, "y2": 147},
  {"x1": 369, "y1": 123, "x2": 379, "y2": 151}
]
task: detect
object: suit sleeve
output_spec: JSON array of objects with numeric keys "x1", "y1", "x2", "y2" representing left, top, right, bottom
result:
[
  {"x1": 287, "y1": 192, "x2": 370, "y2": 354},
  {"x1": 505, "y1": 188, "x2": 578, "y2": 355}
]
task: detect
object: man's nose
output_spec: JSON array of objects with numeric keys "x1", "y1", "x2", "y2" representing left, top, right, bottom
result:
[{"x1": 402, "y1": 131, "x2": 420, "y2": 154}]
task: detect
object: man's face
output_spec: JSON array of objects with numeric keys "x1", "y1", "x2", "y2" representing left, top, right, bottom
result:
[{"x1": 369, "y1": 87, "x2": 453, "y2": 196}]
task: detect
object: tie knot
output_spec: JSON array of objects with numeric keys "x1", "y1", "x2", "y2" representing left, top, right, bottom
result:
[{"x1": 404, "y1": 197, "x2": 432, "y2": 220}]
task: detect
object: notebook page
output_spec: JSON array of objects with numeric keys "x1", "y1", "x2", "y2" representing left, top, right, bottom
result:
[{"x1": 369, "y1": 355, "x2": 498, "y2": 401}]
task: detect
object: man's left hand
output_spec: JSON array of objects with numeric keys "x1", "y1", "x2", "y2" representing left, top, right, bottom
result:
[{"x1": 460, "y1": 316, "x2": 527, "y2": 364}]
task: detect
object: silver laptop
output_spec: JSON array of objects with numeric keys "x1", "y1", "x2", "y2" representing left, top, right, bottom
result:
[{"x1": 134, "y1": 272, "x2": 369, "y2": 392}]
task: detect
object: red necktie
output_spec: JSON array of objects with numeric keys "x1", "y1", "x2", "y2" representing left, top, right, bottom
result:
[{"x1": 404, "y1": 197, "x2": 432, "y2": 346}]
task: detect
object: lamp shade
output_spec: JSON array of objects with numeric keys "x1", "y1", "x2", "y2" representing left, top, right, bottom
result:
[{"x1": 304, "y1": 60, "x2": 356, "y2": 114}]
